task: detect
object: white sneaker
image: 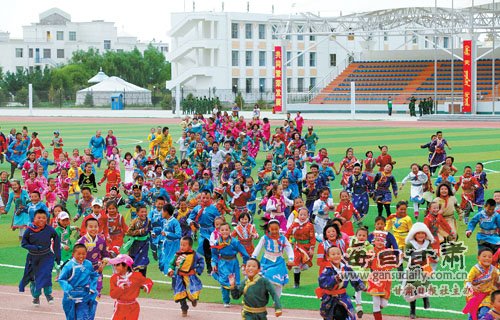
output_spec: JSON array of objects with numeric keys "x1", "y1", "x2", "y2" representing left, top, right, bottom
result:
[{"x1": 223, "y1": 303, "x2": 230, "y2": 308}]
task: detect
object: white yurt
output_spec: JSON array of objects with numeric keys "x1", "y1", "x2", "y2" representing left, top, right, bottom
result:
[{"x1": 76, "y1": 76, "x2": 152, "y2": 106}]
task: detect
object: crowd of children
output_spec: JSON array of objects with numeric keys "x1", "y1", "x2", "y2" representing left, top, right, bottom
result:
[{"x1": 0, "y1": 113, "x2": 499, "y2": 320}]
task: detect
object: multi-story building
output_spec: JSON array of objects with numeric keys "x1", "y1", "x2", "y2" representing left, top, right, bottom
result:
[
  {"x1": 166, "y1": 10, "x2": 467, "y2": 104},
  {"x1": 0, "y1": 8, "x2": 168, "y2": 73}
]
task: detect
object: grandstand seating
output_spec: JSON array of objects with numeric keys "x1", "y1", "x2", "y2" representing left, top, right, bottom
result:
[{"x1": 310, "y1": 59, "x2": 500, "y2": 104}]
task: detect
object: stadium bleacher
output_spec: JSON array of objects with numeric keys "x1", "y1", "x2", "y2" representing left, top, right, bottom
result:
[{"x1": 310, "y1": 59, "x2": 500, "y2": 104}]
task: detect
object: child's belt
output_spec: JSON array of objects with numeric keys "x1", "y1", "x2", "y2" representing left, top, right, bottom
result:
[
  {"x1": 243, "y1": 305, "x2": 267, "y2": 313},
  {"x1": 220, "y1": 255, "x2": 236, "y2": 260},
  {"x1": 315, "y1": 287, "x2": 346, "y2": 298}
]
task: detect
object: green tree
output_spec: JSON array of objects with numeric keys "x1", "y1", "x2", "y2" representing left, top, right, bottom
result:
[{"x1": 15, "y1": 87, "x2": 28, "y2": 105}]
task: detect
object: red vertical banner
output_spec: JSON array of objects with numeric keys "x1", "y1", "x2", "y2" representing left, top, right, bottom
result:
[
  {"x1": 274, "y1": 46, "x2": 282, "y2": 112},
  {"x1": 462, "y1": 40, "x2": 472, "y2": 113}
]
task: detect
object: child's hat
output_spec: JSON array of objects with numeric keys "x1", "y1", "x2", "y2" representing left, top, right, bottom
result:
[
  {"x1": 110, "y1": 186, "x2": 119, "y2": 192},
  {"x1": 91, "y1": 199, "x2": 103, "y2": 207},
  {"x1": 405, "y1": 222, "x2": 434, "y2": 245},
  {"x1": 107, "y1": 254, "x2": 134, "y2": 268},
  {"x1": 132, "y1": 184, "x2": 141, "y2": 190},
  {"x1": 53, "y1": 130, "x2": 60, "y2": 135},
  {"x1": 203, "y1": 169, "x2": 210, "y2": 175},
  {"x1": 58, "y1": 211, "x2": 70, "y2": 220}
]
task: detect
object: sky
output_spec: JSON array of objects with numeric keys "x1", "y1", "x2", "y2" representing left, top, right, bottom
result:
[{"x1": 0, "y1": 0, "x2": 493, "y2": 42}]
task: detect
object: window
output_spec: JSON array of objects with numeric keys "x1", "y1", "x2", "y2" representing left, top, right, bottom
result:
[
  {"x1": 272, "y1": 50, "x2": 275, "y2": 66},
  {"x1": 433, "y1": 36, "x2": 438, "y2": 48},
  {"x1": 104, "y1": 40, "x2": 111, "y2": 50},
  {"x1": 443, "y1": 37, "x2": 449, "y2": 48},
  {"x1": 231, "y1": 23, "x2": 239, "y2": 39},
  {"x1": 245, "y1": 23, "x2": 252, "y2": 39},
  {"x1": 298, "y1": 78, "x2": 304, "y2": 92},
  {"x1": 297, "y1": 52, "x2": 304, "y2": 67},
  {"x1": 310, "y1": 77, "x2": 316, "y2": 89},
  {"x1": 57, "y1": 49, "x2": 64, "y2": 58},
  {"x1": 245, "y1": 51, "x2": 252, "y2": 66},
  {"x1": 259, "y1": 78, "x2": 266, "y2": 92},
  {"x1": 309, "y1": 29, "x2": 315, "y2": 41},
  {"x1": 46, "y1": 31, "x2": 51, "y2": 41},
  {"x1": 297, "y1": 25, "x2": 304, "y2": 41},
  {"x1": 272, "y1": 77, "x2": 275, "y2": 92},
  {"x1": 29, "y1": 48, "x2": 33, "y2": 58},
  {"x1": 69, "y1": 31, "x2": 76, "y2": 41},
  {"x1": 287, "y1": 78, "x2": 292, "y2": 93},
  {"x1": 286, "y1": 52, "x2": 291, "y2": 66},
  {"x1": 425, "y1": 36, "x2": 429, "y2": 48},
  {"x1": 258, "y1": 24, "x2": 266, "y2": 39},
  {"x1": 259, "y1": 51, "x2": 266, "y2": 66},
  {"x1": 330, "y1": 53, "x2": 337, "y2": 67},
  {"x1": 232, "y1": 78, "x2": 239, "y2": 93},
  {"x1": 412, "y1": 34, "x2": 418, "y2": 44},
  {"x1": 232, "y1": 51, "x2": 239, "y2": 66},
  {"x1": 56, "y1": 31, "x2": 64, "y2": 41},
  {"x1": 246, "y1": 78, "x2": 252, "y2": 93},
  {"x1": 384, "y1": 32, "x2": 388, "y2": 41},
  {"x1": 43, "y1": 48, "x2": 51, "y2": 58},
  {"x1": 272, "y1": 25, "x2": 278, "y2": 39},
  {"x1": 309, "y1": 52, "x2": 316, "y2": 67},
  {"x1": 15, "y1": 48, "x2": 23, "y2": 58}
]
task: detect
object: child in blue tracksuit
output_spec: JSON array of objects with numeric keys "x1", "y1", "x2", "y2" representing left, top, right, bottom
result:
[
  {"x1": 58, "y1": 243, "x2": 99, "y2": 320},
  {"x1": 158, "y1": 203, "x2": 182, "y2": 274},
  {"x1": 211, "y1": 222, "x2": 250, "y2": 307},
  {"x1": 149, "y1": 196, "x2": 166, "y2": 261},
  {"x1": 20, "y1": 209, "x2": 61, "y2": 306}
]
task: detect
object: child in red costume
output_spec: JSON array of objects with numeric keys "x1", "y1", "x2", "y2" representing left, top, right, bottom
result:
[
  {"x1": 108, "y1": 254, "x2": 153, "y2": 320},
  {"x1": 335, "y1": 190, "x2": 361, "y2": 236}
]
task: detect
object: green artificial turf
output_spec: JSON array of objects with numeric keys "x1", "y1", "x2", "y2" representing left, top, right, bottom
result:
[{"x1": 0, "y1": 121, "x2": 499, "y2": 319}]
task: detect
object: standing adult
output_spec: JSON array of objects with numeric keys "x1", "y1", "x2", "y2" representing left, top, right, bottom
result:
[
  {"x1": 89, "y1": 130, "x2": 105, "y2": 168},
  {"x1": 387, "y1": 96, "x2": 393, "y2": 116},
  {"x1": 153, "y1": 127, "x2": 173, "y2": 163}
]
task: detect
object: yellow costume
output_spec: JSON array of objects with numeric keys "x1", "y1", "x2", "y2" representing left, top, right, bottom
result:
[
  {"x1": 153, "y1": 134, "x2": 173, "y2": 162},
  {"x1": 465, "y1": 263, "x2": 499, "y2": 309},
  {"x1": 385, "y1": 214, "x2": 413, "y2": 250},
  {"x1": 68, "y1": 166, "x2": 83, "y2": 195}
]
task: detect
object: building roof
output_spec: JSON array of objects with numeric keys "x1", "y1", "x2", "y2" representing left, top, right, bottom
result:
[
  {"x1": 88, "y1": 68, "x2": 109, "y2": 83},
  {"x1": 39, "y1": 8, "x2": 71, "y2": 24},
  {"x1": 78, "y1": 76, "x2": 150, "y2": 93}
]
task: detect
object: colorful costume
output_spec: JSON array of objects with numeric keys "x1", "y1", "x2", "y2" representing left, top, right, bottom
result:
[
  {"x1": 385, "y1": 214, "x2": 413, "y2": 250},
  {"x1": 231, "y1": 223, "x2": 259, "y2": 256},
  {"x1": 211, "y1": 236, "x2": 250, "y2": 304},
  {"x1": 339, "y1": 156, "x2": 358, "y2": 187},
  {"x1": 58, "y1": 258, "x2": 98, "y2": 320},
  {"x1": 466, "y1": 209, "x2": 500, "y2": 250},
  {"x1": 55, "y1": 223, "x2": 79, "y2": 263},
  {"x1": 168, "y1": 249, "x2": 204, "y2": 310},
  {"x1": 285, "y1": 220, "x2": 316, "y2": 269},
  {"x1": 335, "y1": 201, "x2": 360, "y2": 236},
  {"x1": 429, "y1": 138, "x2": 448, "y2": 168},
  {"x1": 107, "y1": 213, "x2": 129, "y2": 255},
  {"x1": 158, "y1": 216, "x2": 182, "y2": 274},
  {"x1": 373, "y1": 172, "x2": 398, "y2": 204},
  {"x1": 19, "y1": 223, "x2": 61, "y2": 299},
  {"x1": 5, "y1": 189, "x2": 30, "y2": 229},
  {"x1": 252, "y1": 234, "x2": 294, "y2": 287},
  {"x1": 463, "y1": 263, "x2": 499, "y2": 320},
  {"x1": 316, "y1": 262, "x2": 366, "y2": 320},
  {"x1": 473, "y1": 171, "x2": 487, "y2": 206},
  {"x1": 109, "y1": 271, "x2": 153, "y2": 320},
  {"x1": 230, "y1": 274, "x2": 282, "y2": 320},
  {"x1": 312, "y1": 197, "x2": 334, "y2": 241},
  {"x1": 346, "y1": 172, "x2": 372, "y2": 218},
  {"x1": 76, "y1": 233, "x2": 109, "y2": 294},
  {"x1": 401, "y1": 170, "x2": 428, "y2": 204},
  {"x1": 125, "y1": 217, "x2": 151, "y2": 274}
]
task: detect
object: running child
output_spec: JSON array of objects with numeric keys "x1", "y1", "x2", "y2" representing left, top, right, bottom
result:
[
  {"x1": 211, "y1": 222, "x2": 250, "y2": 307},
  {"x1": 252, "y1": 219, "x2": 294, "y2": 298},
  {"x1": 108, "y1": 254, "x2": 154, "y2": 320},
  {"x1": 58, "y1": 244, "x2": 98, "y2": 320},
  {"x1": 229, "y1": 258, "x2": 283, "y2": 319},
  {"x1": 334, "y1": 190, "x2": 362, "y2": 236},
  {"x1": 167, "y1": 236, "x2": 205, "y2": 317},
  {"x1": 125, "y1": 205, "x2": 151, "y2": 276},
  {"x1": 231, "y1": 212, "x2": 259, "y2": 256},
  {"x1": 19, "y1": 209, "x2": 61, "y2": 306},
  {"x1": 285, "y1": 207, "x2": 316, "y2": 289}
]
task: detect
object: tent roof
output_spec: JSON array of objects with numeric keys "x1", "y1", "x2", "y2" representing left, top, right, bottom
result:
[
  {"x1": 78, "y1": 76, "x2": 150, "y2": 93},
  {"x1": 88, "y1": 68, "x2": 109, "y2": 83}
]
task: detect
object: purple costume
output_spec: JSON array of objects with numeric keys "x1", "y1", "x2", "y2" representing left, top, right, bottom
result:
[{"x1": 76, "y1": 234, "x2": 109, "y2": 295}]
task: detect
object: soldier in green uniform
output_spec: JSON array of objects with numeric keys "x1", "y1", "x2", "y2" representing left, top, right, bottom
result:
[
  {"x1": 419, "y1": 98, "x2": 426, "y2": 116},
  {"x1": 387, "y1": 96, "x2": 393, "y2": 116},
  {"x1": 409, "y1": 96, "x2": 417, "y2": 116}
]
